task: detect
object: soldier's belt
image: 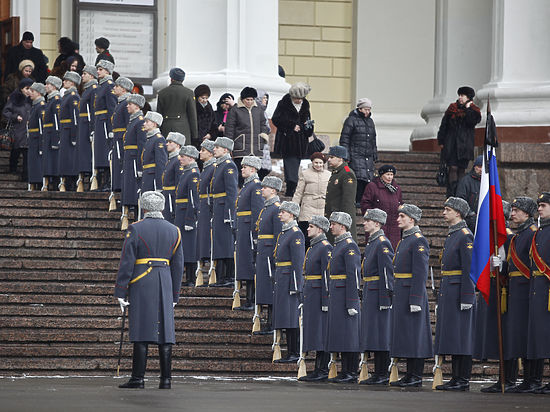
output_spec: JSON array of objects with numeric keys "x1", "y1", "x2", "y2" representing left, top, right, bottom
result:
[
  {"x1": 394, "y1": 273, "x2": 412, "y2": 279},
  {"x1": 95, "y1": 110, "x2": 108, "y2": 115},
  {"x1": 43, "y1": 123, "x2": 53, "y2": 128},
  {"x1": 175, "y1": 198, "x2": 189, "y2": 203},
  {"x1": 441, "y1": 270, "x2": 461, "y2": 276},
  {"x1": 330, "y1": 275, "x2": 347, "y2": 280},
  {"x1": 79, "y1": 113, "x2": 89, "y2": 117},
  {"x1": 28, "y1": 128, "x2": 39, "y2": 133},
  {"x1": 533, "y1": 271, "x2": 546, "y2": 277},
  {"x1": 60, "y1": 119, "x2": 72, "y2": 124},
  {"x1": 131, "y1": 258, "x2": 170, "y2": 284},
  {"x1": 276, "y1": 261, "x2": 292, "y2": 267},
  {"x1": 305, "y1": 275, "x2": 322, "y2": 280},
  {"x1": 363, "y1": 276, "x2": 379, "y2": 282},
  {"x1": 199, "y1": 194, "x2": 212, "y2": 199},
  {"x1": 163, "y1": 186, "x2": 176, "y2": 191},
  {"x1": 124, "y1": 145, "x2": 138, "y2": 150},
  {"x1": 509, "y1": 271, "x2": 524, "y2": 277},
  {"x1": 113, "y1": 128, "x2": 126, "y2": 133},
  {"x1": 236, "y1": 211, "x2": 251, "y2": 216},
  {"x1": 212, "y1": 192, "x2": 226, "y2": 198},
  {"x1": 258, "y1": 234, "x2": 274, "y2": 239},
  {"x1": 143, "y1": 163, "x2": 156, "y2": 169}
]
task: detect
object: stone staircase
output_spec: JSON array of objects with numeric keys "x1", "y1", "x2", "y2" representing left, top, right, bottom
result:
[{"x1": 0, "y1": 150, "x2": 499, "y2": 379}]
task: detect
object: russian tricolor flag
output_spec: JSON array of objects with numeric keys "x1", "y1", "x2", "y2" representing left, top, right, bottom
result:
[{"x1": 469, "y1": 110, "x2": 507, "y2": 303}]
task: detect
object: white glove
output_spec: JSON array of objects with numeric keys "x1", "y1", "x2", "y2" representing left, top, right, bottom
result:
[
  {"x1": 490, "y1": 255, "x2": 503, "y2": 270},
  {"x1": 184, "y1": 225, "x2": 194, "y2": 231},
  {"x1": 137, "y1": 171, "x2": 142, "y2": 178},
  {"x1": 224, "y1": 219, "x2": 231, "y2": 224},
  {"x1": 410, "y1": 305, "x2": 421, "y2": 313},
  {"x1": 379, "y1": 306, "x2": 391, "y2": 310},
  {"x1": 461, "y1": 303, "x2": 473, "y2": 311},
  {"x1": 173, "y1": 302, "x2": 177, "y2": 308},
  {"x1": 321, "y1": 306, "x2": 328, "y2": 312},
  {"x1": 71, "y1": 141, "x2": 76, "y2": 146},
  {"x1": 117, "y1": 297, "x2": 129, "y2": 314},
  {"x1": 348, "y1": 308, "x2": 358, "y2": 316},
  {"x1": 108, "y1": 132, "x2": 114, "y2": 139},
  {"x1": 289, "y1": 290, "x2": 296, "y2": 295}
]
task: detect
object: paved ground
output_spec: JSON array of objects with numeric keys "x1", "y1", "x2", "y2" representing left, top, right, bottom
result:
[{"x1": 0, "y1": 376, "x2": 547, "y2": 412}]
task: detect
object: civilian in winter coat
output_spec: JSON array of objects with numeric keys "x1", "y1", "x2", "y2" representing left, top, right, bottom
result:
[
  {"x1": 437, "y1": 86, "x2": 481, "y2": 197},
  {"x1": 2, "y1": 78, "x2": 32, "y2": 180},
  {"x1": 292, "y1": 152, "x2": 331, "y2": 248},
  {"x1": 4, "y1": 32, "x2": 48, "y2": 83},
  {"x1": 1, "y1": 60, "x2": 34, "y2": 106},
  {"x1": 339, "y1": 98, "x2": 377, "y2": 204},
  {"x1": 456, "y1": 155, "x2": 482, "y2": 232},
  {"x1": 194, "y1": 84, "x2": 217, "y2": 142},
  {"x1": 213, "y1": 93, "x2": 234, "y2": 137},
  {"x1": 360, "y1": 165, "x2": 403, "y2": 250},
  {"x1": 272, "y1": 83, "x2": 313, "y2": 197}
]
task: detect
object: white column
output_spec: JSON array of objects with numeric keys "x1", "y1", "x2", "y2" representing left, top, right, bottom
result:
[
  {"x1": 410, "y1": 0, "x2": 492, "y2": 149},
  {"x1": 153, "y1": 0, "x2": 289, "y2": 116},
  {"x1": 10, "y1": 0, "x2": 41, "y2": 47}
]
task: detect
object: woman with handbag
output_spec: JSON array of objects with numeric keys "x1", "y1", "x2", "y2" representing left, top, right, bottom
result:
[
  {"x1": 2, "y1": 78, "x2": 32, "y2": 181},
  {"x1": 272, "y1": 82, "x2": 313, "y2": 197}
]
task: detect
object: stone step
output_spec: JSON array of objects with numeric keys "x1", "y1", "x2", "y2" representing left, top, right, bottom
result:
[
  {"x1": 0, "y1": 258, "x2": 119, "y2": 271},
  {"x1": 0, "y1": 227, "x2": 124, "y2": 240},
  {"x1": 1, "y1": 217, "x2": 121, "y2": 230},
  {"x1": 0, "y1": 238, "x2": 122, "y2": 250}
]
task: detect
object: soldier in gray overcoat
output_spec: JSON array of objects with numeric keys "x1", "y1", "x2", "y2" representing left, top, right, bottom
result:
[
  {"x1": 434, "y1": 197, "x2": 475, "y2": 391},
  {"x1": 298, "y1": 215, "x2": 332, "y2": 382},
  {"x1": 175, "y1": 145, "x2": 200, "y2": 286},
  {"x1": 196, "y1": 139, "x2": 215, "y2": 266},
  {"x1": 110, "y1": 76, "x2": 133, "y2": 192},
  {"x1": 141, "y1": 111, "x2": 167, "y2": 192},
  {"x1": 235, "y1": 156, "x2": 263, "y2": 310},
  {"x1": 57, "y1": 72, "x2": 80, "y2": 191},
  {"x1": 272, "y1": 201, "x2": 305, "y2": 363},
  {"x1": 504, "y1": 197, "x2": 538, "y2": 393},
  {"x1": 254, "y1": 176, "x2": 283, "y2": 334},
  {"x1": 390, "y1": 204, "x2": 433, "y2": 387},
  {"x1": 161, "y1": 132, "x2": 185, "y2": 223},
  {"x1": 26, "y1": 82, "x2": 46, "y2": 190},
  {"x1": 115, "y1": 191, "x2": 184, "y2": 389},
  {"x1": 359, "y1": 208, "x2": 394, "y2": 385},
  {"x1": 76, "y1": 66, "x2": 98, "y2": 187},
  {"x1": 528, "y1": 192, "x2": 550, "y2": 394},
  {"x1": 326, "y1": 212, "x2": 361, "y2": 383},
  {"x1": 210, "y1": 137, "x2": 238, "y2": 286},
  {"x1": 42, "y1": 75, "x2": 62, "y2": 191}
]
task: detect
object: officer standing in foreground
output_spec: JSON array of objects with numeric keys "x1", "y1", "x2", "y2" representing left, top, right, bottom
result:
[
  {"x1": 76, "y1": 65, "x2": 98, "y2": 191},
  {"x1": 161, "y1": 132, "x2": 185, "y2": 223},
  {"x1": 141, "y1": 111, "x2": 167, "y2": 192},
  {"x1": 196, "y1": 139, "x2": 216, "y2": 278},
  {"x1": 210, "y1": 137, "x2": 238, "y2": 287},
  {"x1": 505, "y1": 197, "x2": 538, "y2": 393},
  {"x1": 175, "y1": 145, "x2": 200, "y2": 286},
  {"x1": 26, "y1": 82, "x2": 46, "y2": 191},
  {"x1": 434, "y1": 197, "x2": 475, "y2": 391},
  {"x1": 390, "y1": 204, "x2": 433, "y2": 387},
  {"x1": 359, "y1": 208, "x2": 394, "y2": 385},
  {"x1": 272, "y1": 201, "x2": 305, "y2": 363},
  {"x1": 528, "y1": 192, "x2": 550, "y2": 394},
  {"x1": 110, "y1": 76, "x2": 133, "y2": 194},
  {"x1": 326, "y1": 211, "x2": 361, "y2": 383},
  {"x1": 298, "y1": 215, "x2": 332, "y2": 382},
  {"x1": 235, "y1": 156, "x2": 263, "y2": 310},
  {"x1": 325, "y1": 145, "x2": 357, "y2": 242},
  {"x1": 114, "y1": 191, "x2": 184, "y2": 389},
  {"x1": 254, "y1": 176, "x2": 283, "y2": 334},
  {"x1": 42, "y1": 75, "x2": 62, "y2": 191}
]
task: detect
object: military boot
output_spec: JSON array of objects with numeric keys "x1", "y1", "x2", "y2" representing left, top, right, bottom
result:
[
  {"x1": 119, "y1": 342, "x2": 148, "y2": 389},
  {"x1": 158, "y1": 344, "x2": 172, "y2": 389}
]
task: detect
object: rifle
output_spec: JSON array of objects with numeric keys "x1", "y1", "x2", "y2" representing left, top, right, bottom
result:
[
  {"x1": 231, "y1": 246, "x2": 240, "y2": 310},
  {"x1": 359, "y1": 352, "x2": 368, "y2": 382},
  {"x1": 389, "y1": 357, "x2": 399, "y2": 383},
  {"x1": 90, "y1": 130, "x2": 98, "y2": 190},
  {"x1": 272, "y1": 329, "x2": 281, "y2": 362},
  {"x1": 208, "y1": 218, "x2": 217, "y2": 285},
  {"x1": 328, "y1": 353, "x2": 337, "y2": 379},
  {"x1": 116, "y1": 306, "x2": 127, "y2": 376},
  {"x1": 297, "y1": 302, "x2": 306, "y2": 378},
  {"x1": 430, "y1": 267, "x2": 443, "y2": 389},
  {"x1": 108, "y1": 150, "x2": 116, "y2": 211}
]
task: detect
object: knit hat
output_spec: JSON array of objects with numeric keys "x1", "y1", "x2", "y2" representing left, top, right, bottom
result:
[
  {"x1": 328, "y1": 145, "x2": 348, "y2": 160},
  {"x1": 378, "y1": 164, "x2": 396, "y2": 176},
  {"x1": 19, "y1": 78, "x2": 34, "y2": 89},
  {"x1": 511, "y1": 196, "x2": 537, "y2": 217},
  {"x1": 279, "y1": 201, "x2": 300, "y2": 218},
  {"x1": 364, "y1": 208, "x2": 387, "y2": 225},
  {"x1": 261, "y1": 176, "x2": 282, "y2": 191},
  {"x1": 398, "y1": 203, "x2": 422, "y2": 222},
  {"x1": 213, "y1": 136, "x2": 234, "y2": 151},
  {"x1": 357, "y1": 98, "x2": 372, "y2": 109},
  {"x1": 310, "y1": 215, "x2": 330, "y2": 233},
  {"x1": 167, "y1": 132, "x2": 186, "y2": 147},
  {"x1": 96, "y1": 59, "x2": 114, "y2": 74},
  {"x1": 30, "y1": 82, "x2": 46, "y2": 95},
  {"x1": 310, "y1": 152, "x2": 326, "y2": 162},
  {"x1": 241, "y1": 155, "x2": 261, "y2": 171},
  {"x1": 200, "y1": 139, "x2": 215, "y2": 154},
  {"x1": 18, "y1": 59, "x2": 34, "y2": 72},
  {"x1": 169, "y1": 67, "x2": 185, "y2": 82},
  {"x1": 240, "y1": 87, "x2": 257, "y2": 100},
  {"x1": 94, "y1": 37, "x2": 110, "y2": 49},
  {"x1": 179, "y1": 145, "x2": 199, "y2": 159},
  {"x1": 45, "y1": 76, "x2": 62, "y2": 90},
  {"x1": 63, "y1": 71, "x2": 81, "y2": 86},
  {"x1": 82, "y1": 65, "x2": 98, "y2": 78},
  {"x1": 22, "y1": 31, "x2": 34, "y2": 41},
  {"x1": 288, "y1": 82, "x2": 311, "y2": 99},
  {"x1": 538, "y1": 192, "x2": 550, "y2": 205},
  {"x1": 329, "y1": 211, "x2": 352, "y2": 229},
  {"x1": 473, "y1": 155, "x2": 483, "y2": 167},
  {"x1": 140, "y1": 191, "x2": 165, "y2": 212},
  {"x1": 457, "y1": 86, "x2": 475, "y2": 100},
  {"x1": 444, "y1": 197, "x2": 470, "y2": 218},
  {"x1": 115, "y1": 76, "x2": 134, "y2": 92},
  {"x1": 194, "y1": 84, "x2": 211, "y2": 98},
  {"x1": 217, "y1": 93, "x2": 234, "y2": 106},
  {"x1": 144, "y1": 111, "x2": 163, "y2": 127},
  {"x1": 502, "y1": 200, "x2": 511, "y2": 220},
  {"x1": 127, "y1": 94, "x2": 145, "y2": 108}
]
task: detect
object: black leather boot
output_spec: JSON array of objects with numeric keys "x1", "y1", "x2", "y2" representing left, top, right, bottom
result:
[
  {"x1": 158, "y1": 344, "x2": 172, "y2": 389},
  {"x1": 258, "y1": 305, "x2": 273, "y2": 335},
  {"x1": 299, "y1": 351, "x2": 322, "y2": 382},
  {"x1": 393, "y1": 358, "x2": 422, "y2": 387},
  {"x1": 184, "y1": 263, "x2": 196, "y2": 286},
  {"x1": 364, "y1": 351, "x2": 390, "y2": 385},
  {"x1": 482, "y1": 358, "x2": 518, "y2": 393},
  {"x1": 119, "y1": 342, "x2": 147, "y2": 389},
  {"x1": 239, "y1": 280, "x2": 254, "y2": 311}
]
